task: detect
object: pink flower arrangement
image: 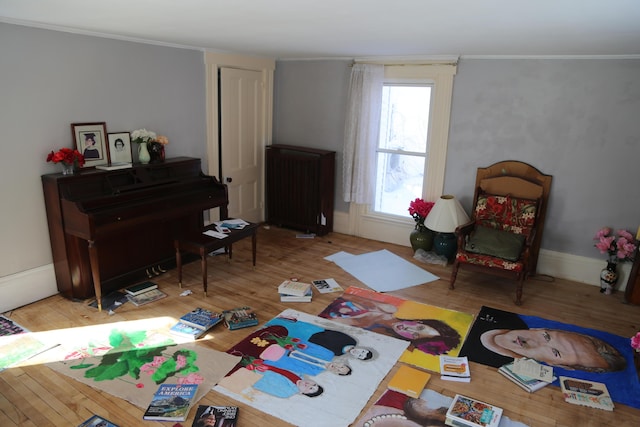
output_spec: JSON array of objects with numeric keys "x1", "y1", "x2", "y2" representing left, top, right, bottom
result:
[
  {"x1": 632, "y1": 331, "x2": 640, "y2": 353},
  {"x1": 594, "y1": 227, "x2": 637, "y2": 263},
  {"x1": 408, "y1": 198, "x2": 435, "y2": 229}
]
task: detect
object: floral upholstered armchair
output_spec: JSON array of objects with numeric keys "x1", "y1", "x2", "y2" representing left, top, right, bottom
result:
[{"x1": 449, "y1": 161, "x2": 552, "y2": 305}]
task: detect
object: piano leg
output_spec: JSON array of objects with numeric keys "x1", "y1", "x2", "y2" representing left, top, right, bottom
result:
[
  {"x1": 87, "y1": 240, "x2": 103, "y2": 311},
  {"x1": 175, "y1": 240, "x2": 183, "y2": 288},
  {"x1": 200, "y1": 246, "x2": 208, "y2": 297}
]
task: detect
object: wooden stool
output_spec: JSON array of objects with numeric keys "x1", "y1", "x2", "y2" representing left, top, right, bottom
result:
[{"x1": 174, "y1": 221, "x2": 258, "y2": 295}]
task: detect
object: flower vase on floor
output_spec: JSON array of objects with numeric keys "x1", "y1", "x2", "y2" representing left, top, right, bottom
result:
[
  {"x1": 600, "y1": 261, "x2": 618, "y2": 294},
  {"x1": 410, "y1": 226, "x2": 434, "y2": 252},
  {"x1": 138, "y1": 142, "x2": 151, "y2": 164}
]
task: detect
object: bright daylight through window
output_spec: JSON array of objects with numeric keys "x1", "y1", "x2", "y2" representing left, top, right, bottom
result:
[{"x1": 373, "y1": 84, "x2": 431, "y2": 217}]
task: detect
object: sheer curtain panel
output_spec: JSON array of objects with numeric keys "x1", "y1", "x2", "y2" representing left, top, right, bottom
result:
[{"x1": 342, "y1": 63, "x2": 384, "y2": 204}]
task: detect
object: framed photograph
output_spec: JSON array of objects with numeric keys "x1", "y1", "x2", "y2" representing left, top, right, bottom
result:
[
  {"x1": 107, "y1": 132, "x2": 133, "y2": 164},
  {"x1": 71, "y1": 122, "x2": 108, "y2": 167}
]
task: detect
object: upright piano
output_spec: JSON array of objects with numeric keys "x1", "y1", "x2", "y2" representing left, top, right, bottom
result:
[{"x1": 42, "y1": 157, "x2": 228, "y2": 310}]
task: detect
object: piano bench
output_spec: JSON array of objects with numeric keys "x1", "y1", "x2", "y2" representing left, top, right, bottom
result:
[{"x1": 174, "y1": 221, "x2": 259, "y2": 296}]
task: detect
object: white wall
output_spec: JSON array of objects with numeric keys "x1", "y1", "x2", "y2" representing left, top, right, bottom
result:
[
  {"x1": 273, "y1": 58, "x2": 640, "y2": 289},
  {"x1": 0, "y1": 23, "x2": 207, "y2": 311}
]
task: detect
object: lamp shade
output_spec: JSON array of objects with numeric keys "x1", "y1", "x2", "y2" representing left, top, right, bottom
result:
[{"x1": 423, "y1": 195, "x2": 470, "y2": 233}]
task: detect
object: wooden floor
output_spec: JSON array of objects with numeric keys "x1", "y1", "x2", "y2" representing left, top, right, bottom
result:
[{"x1": 2, "y1": 225, "x2": 639, "y2": 426}]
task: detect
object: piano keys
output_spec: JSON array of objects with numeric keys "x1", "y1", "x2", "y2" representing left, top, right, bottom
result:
[{"x1": 42, "y1": 157, "x2": 228, "y2": 310}]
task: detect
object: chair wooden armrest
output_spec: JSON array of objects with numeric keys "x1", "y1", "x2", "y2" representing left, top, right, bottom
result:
[{"x1": 455, "y1": 220, "x2": 475, "y2": 250}]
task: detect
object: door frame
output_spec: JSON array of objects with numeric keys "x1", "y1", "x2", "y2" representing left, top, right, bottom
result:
[{"x1": 204, "y1": 52, "x2": 275, "y2": 220}]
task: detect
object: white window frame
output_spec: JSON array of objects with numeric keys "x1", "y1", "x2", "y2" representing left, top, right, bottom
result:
[{"x1": 348, "y1": 63, "x2": 457, "y2": 246}]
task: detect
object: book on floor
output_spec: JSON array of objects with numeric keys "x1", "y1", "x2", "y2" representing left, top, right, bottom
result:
[
  {"x1": 498, "y1": 359, "x2": 555, "y2": 393},
  {"x1": 222, "y1": 306, "x2": 258, "y2": 330},
  {"x1": 386, "y1": 364, "x2": 431, "y2": 398},
  {"x1": 559, "y1": 376, "x2": 614, "y2": 411},
  {"x1": 126, "y1": 288, "x2": 167, "y2": 306},
  {"x1": 78, "y1": 414, "x2": 120, "y2": 427},
  {"x1": 143, "y1": 383, "x2": 198, "y2": 421},
  {"x1": 277, "y1": 279, "x2": 312, "y2": 297},
  {"x1": 445, "y1": 394, "x2": 502, "y2": 427},
  {"x1": 0, "y1": 314, "x2": 28, "y2": 336},
  {"x1": 179, "y1": 307, "x2": 223, "y2": 330},
  {"x1": 169, "y1": 322, "x2": 208, "y2": 340},
  {"x1": 311, "y1": 278, "x2": 344, "y2": 294},
  {"x1": 280, "y1": 287, "x2": 313, "y2": 302},
  {"x1": 440, "y1": 355, "x2": 471, "y2": 382},
  {"x1": 191, "y1": 405, "x2": 239, "y2": 427},
  {"x1": 511, "y1": 357, "x2": 555, "y2": 382},
  {"x1": 124, "y1": 281, "x2": 158, "y2": 296}
]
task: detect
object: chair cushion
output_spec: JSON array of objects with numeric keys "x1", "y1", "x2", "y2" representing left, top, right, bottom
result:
[
  {"x1": 455, "y1": 251, "x2": 525, "y2": 272},
  {"x1": 464, "y1": 226, "x2": 525, "y2": 261},
  {"x1": 475, "y1": 193, "x2": 537, "y2": 236}
]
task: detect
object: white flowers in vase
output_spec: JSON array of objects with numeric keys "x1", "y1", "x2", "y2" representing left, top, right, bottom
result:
[{"x1": 131, "y1": 128, "x2": 157, "y2": 145}]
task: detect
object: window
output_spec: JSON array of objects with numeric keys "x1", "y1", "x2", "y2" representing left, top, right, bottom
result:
[
  {"x1": 374, "y1": 84, "x2": 432, "y2": 216},
  {"x1": 349, "y1": 62, "x2": 456, "y2": 246}
]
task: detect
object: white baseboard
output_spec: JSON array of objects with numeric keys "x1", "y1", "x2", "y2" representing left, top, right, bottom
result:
[
  {"x1": 333, "y1": 210, "x2": 630, "y2": 291},
  {"x1": 537, "y1": 249, "x2": 631, "y2": 291},
  {"x1": 0, "y1": 265, "x2": 58, "y2": 313},
  {"x1": 2, "y1": 216, "x2": 630, "y2": 312}
]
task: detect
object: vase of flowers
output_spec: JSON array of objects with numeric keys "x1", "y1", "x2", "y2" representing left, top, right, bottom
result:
[
  {"x1": 131, "y1": 128, "x2": 157, "y2": 164},
  {"x1": 46, "y1": 148, "x2": 85, "y2": 175},
  {"x1": 594, "y1": 227, "x2": 637, "y2": 294},
  {"x1": 408, "y1": 198, "x2": 435, "y2": 252},
  {"x1": 149, "y1": 135, "x2": 169, "y2": 163}
]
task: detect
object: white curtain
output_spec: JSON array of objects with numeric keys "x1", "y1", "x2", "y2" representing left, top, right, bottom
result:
[{"x1": 342, "y1": 63, "x2": 384, "y2": 204}]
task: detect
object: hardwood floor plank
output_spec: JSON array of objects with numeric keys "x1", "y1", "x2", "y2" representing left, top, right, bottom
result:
[{"x1": 2, "y1": 225, "x2": 639, "y2": 426}]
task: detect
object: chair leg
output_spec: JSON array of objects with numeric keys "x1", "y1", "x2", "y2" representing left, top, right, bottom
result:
[
  {"x1": 515, "y1": 275, "x2": 525, "y2": 306},
  {"x1": 450, "y1": 261, "x2": 460, "y2": 290}
]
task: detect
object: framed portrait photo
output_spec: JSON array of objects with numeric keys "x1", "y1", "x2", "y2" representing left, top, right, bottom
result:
[
  {"x1": 107, "y1": 132, "x2": 133, "y2": 164},
  {"x1": 71, "y1": 122, "x2": 108, "y2": 167}
]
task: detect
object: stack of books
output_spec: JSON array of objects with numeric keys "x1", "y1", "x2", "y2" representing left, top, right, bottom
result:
[
  {"x1": 170, "y1": 308, "x2": 223, "y2": 340},
  {"x1": 445, "y1": 394, "x2": 503, "y2": 427},
  {"x1": 124, "y1": 281, "x2": 167, "y2": 306},
  {"x1": 498, "y1": 358, "x2": 555, "y2": 393},
  {"x1": 278, "y1": 280, "x2": 313, "y2": 302}
]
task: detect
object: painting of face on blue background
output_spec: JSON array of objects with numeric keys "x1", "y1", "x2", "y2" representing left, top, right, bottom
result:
[{"x1": 460, "y1": 306, "x2": 640, "y2": 409}]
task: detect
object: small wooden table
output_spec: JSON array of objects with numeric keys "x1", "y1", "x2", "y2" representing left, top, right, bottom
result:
[{"x1": 174, "y1": 221, "x2": 259, "y2": 295}]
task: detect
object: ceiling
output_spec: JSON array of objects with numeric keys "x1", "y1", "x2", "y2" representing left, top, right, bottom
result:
[{"x1": 1, "y1": 0, "x2": 639, "y2": 59}]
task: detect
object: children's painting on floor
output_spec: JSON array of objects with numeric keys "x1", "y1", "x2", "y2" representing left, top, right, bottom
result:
[{"x1": 215, "y1": 309, "x2": 409, "y2": 427}]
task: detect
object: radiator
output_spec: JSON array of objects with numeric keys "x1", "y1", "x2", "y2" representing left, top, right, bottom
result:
[{"x1": 265, "y1": 144, "x2": 335, "y2": 236}]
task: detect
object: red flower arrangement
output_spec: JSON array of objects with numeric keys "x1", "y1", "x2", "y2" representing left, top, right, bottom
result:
[
  {"x1": 408, "y1": 198, "x2": 435, "y2": 229},
  {"x1": 46, "y1": 147, "x2": 86, "y2": 167}
]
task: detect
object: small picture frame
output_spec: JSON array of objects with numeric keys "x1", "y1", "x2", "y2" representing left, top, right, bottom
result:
[
  {"x1": 107, "y1": 132, "x2": 133, "y2": 164},
  {"x1": 71, "y1": 122, "x2": 108, "y2": 167}
]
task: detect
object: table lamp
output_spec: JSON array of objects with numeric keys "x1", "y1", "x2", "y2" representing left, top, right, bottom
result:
[{"x1": 424, "y1": 195, "x2": 470, "y2": 261}]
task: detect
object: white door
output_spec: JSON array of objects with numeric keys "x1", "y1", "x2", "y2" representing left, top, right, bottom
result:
[{"x1": 220, "y1": 67, "x2": 264, "y2": 223}]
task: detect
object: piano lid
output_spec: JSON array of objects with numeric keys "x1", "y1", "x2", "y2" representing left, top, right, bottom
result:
[{"x1": 53, "y1": 157, "x2": 218, "y2": 201}]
